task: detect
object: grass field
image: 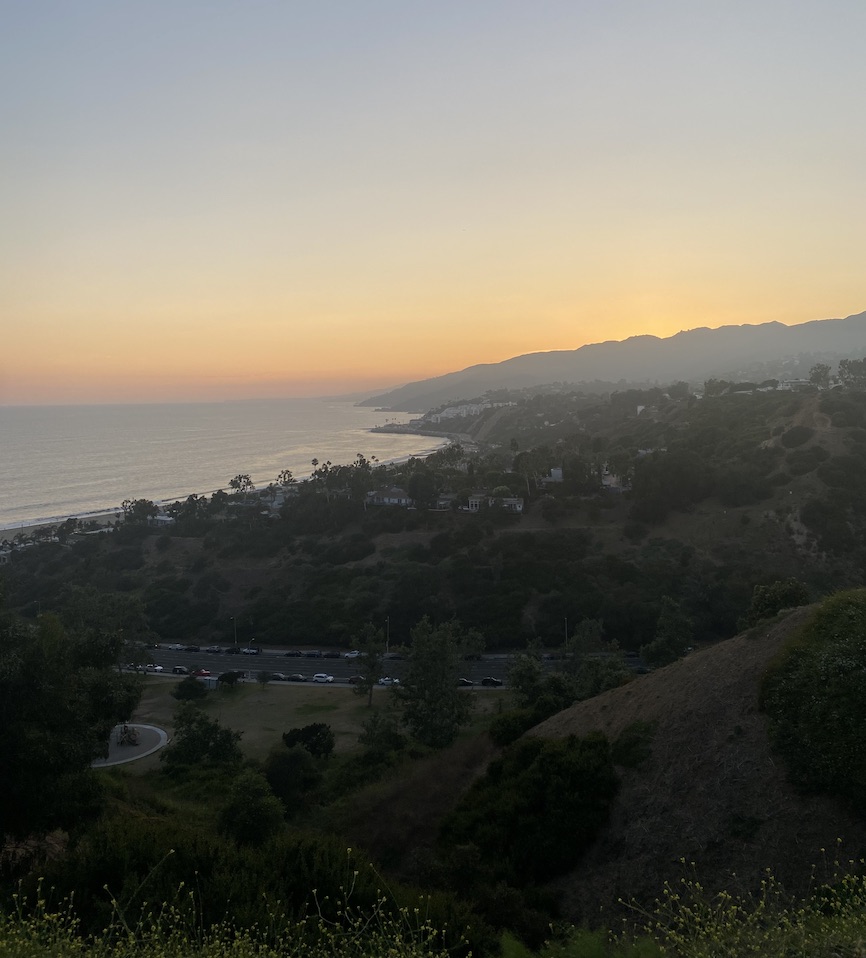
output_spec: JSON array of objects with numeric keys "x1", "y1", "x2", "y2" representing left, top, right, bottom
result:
[{"x1": 130, "y1": 676, "x2": 508, "y2": 770}]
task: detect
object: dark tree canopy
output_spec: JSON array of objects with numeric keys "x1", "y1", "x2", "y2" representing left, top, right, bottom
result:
[{"x1": 0, "y1": 609, "x2": 141, "y2": 843}]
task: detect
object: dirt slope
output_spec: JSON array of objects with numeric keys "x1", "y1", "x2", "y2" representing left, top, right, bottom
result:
[{"x1": 532, "y1": 607, "x2": 866, "y2": 923}]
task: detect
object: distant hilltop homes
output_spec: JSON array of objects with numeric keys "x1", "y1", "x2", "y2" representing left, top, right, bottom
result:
[{"x1": 424, "y1": 401, "x2": 511, "y2": 424}]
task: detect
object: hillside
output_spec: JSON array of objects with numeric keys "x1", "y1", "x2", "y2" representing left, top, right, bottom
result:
[
  {"x1": 361, "y1": 310, "x2": 866, "y2": 411},
  {"x1": 532, "y1": 607, "x2": 866, "y2": 922}
]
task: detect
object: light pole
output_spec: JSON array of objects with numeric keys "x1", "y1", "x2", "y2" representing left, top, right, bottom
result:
[
  {"x1": 385, "y1": 616, "x2": 390, "y2": 655},
  {"x1": 232, "y1": 616, "x2": 237, "y2": 647}
]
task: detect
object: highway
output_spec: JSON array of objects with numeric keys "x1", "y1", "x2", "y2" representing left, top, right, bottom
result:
[{"x1": 128, "y1": 646, "x2": 511, "y2": 686}]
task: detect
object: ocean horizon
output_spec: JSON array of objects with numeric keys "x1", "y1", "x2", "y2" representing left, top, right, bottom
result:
[{"x1": 0, "y1": 399, "x2": 443, "y2": 531}]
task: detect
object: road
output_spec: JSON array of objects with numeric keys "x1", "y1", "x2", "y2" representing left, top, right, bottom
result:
[{"x1": 130, "y1": 647, "x2": 511, "y2": 686}]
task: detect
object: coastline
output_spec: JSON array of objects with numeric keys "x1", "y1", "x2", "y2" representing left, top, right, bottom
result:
[{"x1": 1, "y1": 437, "x2": 455, "y2": 537}]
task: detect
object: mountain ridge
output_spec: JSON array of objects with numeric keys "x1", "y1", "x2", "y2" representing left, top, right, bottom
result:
[{"x1": 361, "y1": 310, "x2": 866, "y2": 411}]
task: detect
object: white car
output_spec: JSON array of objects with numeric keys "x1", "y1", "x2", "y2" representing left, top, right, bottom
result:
[
  {"x1": 378, "y1": 676, "x2": 400, "y2": 686},
  {"x1": 146, "y1": 663, "x2": 164, "y2": 672},
  {"x1": 344, "y1": 650, "x2": 361, "y2": 659},
  {"x1": 312, "y1": 673, "x2": 334, "y2": 683}
]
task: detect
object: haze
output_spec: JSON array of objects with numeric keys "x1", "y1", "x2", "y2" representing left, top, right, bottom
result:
[{"x1": 2, "y1": 1, "x2": 865, "y2": 405}]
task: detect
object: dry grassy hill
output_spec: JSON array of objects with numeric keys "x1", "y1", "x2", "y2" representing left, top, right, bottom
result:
[{"x1": 533, "y1": 606, "x2": 866, "y2": 922}]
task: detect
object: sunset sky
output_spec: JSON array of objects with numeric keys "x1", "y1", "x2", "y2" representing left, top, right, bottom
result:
[{"x1": 2, "y1": 1, "x2": 865, "y2": 405}]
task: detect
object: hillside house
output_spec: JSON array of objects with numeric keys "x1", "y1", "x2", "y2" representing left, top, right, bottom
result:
[{"x1": 367, "y1": 487, "x2": 413, "y2": 507}]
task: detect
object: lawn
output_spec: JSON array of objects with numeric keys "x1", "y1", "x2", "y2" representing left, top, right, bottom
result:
[{"x1": 130, "y1": 677, "x2": 508, "y2": 769}]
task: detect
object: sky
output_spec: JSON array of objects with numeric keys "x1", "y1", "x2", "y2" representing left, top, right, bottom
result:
[{"x1": 2, "y1": 1, "x2": 865, "y2": 405}]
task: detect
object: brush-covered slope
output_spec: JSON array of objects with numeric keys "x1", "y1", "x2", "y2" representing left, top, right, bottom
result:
[{"x1": 532, "y1": 607, "x2": 866, "y2": 922}]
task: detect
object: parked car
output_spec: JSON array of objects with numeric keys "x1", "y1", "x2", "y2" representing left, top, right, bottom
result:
[
  {"x1": 241, "y1": 646, "x2": 261, "y2": 655},
  {"x1": 146, "y1": 663, "x2": 164, "y2": 672},
  {"x1": 304, "y1": 650, "x2": 323, "y2": 658},
  {"x1": 347, "y1": 675, "x2": 365, "y2": 685},
  {"x1": 183, "y1": 645, "x2": 200, "y2": 652},
  {"x1": 172, "y1": 666, "x2": 189, "y2": 675},
  {"x1": 224, "y1": 647, "x2": 242, "y2": 654},
  {"x1": 270, "y1": 672, "x2": 287, "y2": 681},
  {"x1": 323, "y1": 650, "x2": 341, "y2": 659},
  {"x1": 286, "y1": 673, "x2": 307, "y2": 682},
  {"x1": 204, "y1": 645, "x2": 223, "y2": 654},
  {"x1": 480, "y1": 676, "x2": 503, "y2": 687},
  {"x1": 312, "y1": 673, "x2": 334, "y2": 683},
  {"x1": 457, "y1": 677, "x2": 474, "y2": 687},
  {"x1": 344, "y1": 650, "x2": 361, "y2": 659},
  {"x1": 284, "y1": 649, "x2": 302, "y2": 657},
  {"x1": 378, "y1": 676, "x2": 400, "y2": 686},
  {"x1": 166, "y1": 644, "x2": 185, "y2": 651},
  {"x1": 191, "y1": 668, "x2": 211, "y2": 677},
  {"x1": 382, "y1": 652, "x2": 404, "y2": 660}
]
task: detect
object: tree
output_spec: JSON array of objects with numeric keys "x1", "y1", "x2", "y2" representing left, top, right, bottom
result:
[
  {"x1": 809, "y1": 363, "x2": 832, "y2": 389},
  {"x1": 838, "y1": 358, "x2": 866, "y2": 388},
  {"x1": 121, "y1": 498, "x2": 158, "y2": 524},
  {"x1": 217, "y1": 769, "x2": 284, "y2": 846},
  {"x1": 172, "y1": 676, "x2": 207, "y2": 701},
  {"x1": 640, "y1": 596, "x2": 693, "y2": 667},
  {"x1": 160, "y1": 704, "x2": 243, "y2": 773},
  {"x1": 745, "y1": 578, "x2": 810, "y2": 626},
  {"x1": 397, "y1": 618, "x2": 480, "y2": 748},
  {"x1": 281, "y1": 723, "x2": 335, "y2": 759},
  {"x1": 256, "y1": 669, "x2": 272, "y2": 687},
  {"x1": 0, "y1": 609, "x2": 142, "y2": 845},
  {"x1": 228, "y1": 474, "x2": 255, "y2": 497},
  {"x1": 263, "y1": 745, "x2": 322, "y2": 817},
  {"x1": 276, "y1": 468, "x2": 294, "y2": 488},
  {"x1": 352, "y1": 623, "x2": 385, "y2": 706}
]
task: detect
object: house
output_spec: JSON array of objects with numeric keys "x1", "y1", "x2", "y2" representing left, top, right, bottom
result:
[{"x1": 367, "y1": 487, "x2": 413, "y2": 507}]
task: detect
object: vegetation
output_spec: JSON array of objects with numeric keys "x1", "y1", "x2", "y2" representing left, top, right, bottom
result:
[
  {"x1": 761, "y1": 588, "x2": 866, "y2": 806},
  {"x1": 7, "y1": 380, "x2": 866, "y2": 955}
]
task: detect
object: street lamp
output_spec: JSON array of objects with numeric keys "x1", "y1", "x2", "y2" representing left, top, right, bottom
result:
[
  {"x1": 231, "y1": 616, "x2": 237, "y2": 647},
  {"x1": 385, "y1": 616, "x2": 390, "y2": 655}
]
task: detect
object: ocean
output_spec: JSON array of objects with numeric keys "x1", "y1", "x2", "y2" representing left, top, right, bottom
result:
[{"x1": 0, "y1": 399, "x2": 443, "y2": 531}]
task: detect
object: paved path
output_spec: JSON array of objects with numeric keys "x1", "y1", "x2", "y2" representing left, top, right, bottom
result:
[{"x1": 91, "y1": 724, "x2": 169, "y2": 767}]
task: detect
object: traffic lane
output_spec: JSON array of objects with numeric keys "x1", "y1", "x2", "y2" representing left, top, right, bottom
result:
[{"x1": 128, "y1": 649, "x2": 510, "y2": 686}]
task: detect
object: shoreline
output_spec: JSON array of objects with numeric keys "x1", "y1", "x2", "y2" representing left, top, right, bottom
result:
[{"x1": 1, "y1": 436, "x2": 454, "y2": 537}]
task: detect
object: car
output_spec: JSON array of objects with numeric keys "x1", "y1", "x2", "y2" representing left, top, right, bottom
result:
[
  {"x1": 166, "y1": 643, "x2": 185, "y2": 651},
  {"x1": 145, "y1": 663, "x2": 164, "y2": 672},
  {"x1": 191, "y1": 668, "x2": 211, "y2": 677},
  {"x1": 382, "y1": 651, "x2": 403, "y2": 660},
  {"x1": 224, "y1": 646, "x2": 242, "y2": 654},
  {"x1": 183, "y1": 645, "x2": 200, "y2": 652},
  {"x1": 270, "y1": 672, "x2": 287, "y2": 681},
  {"x1": 241, "y1": 646, "x2": 261, "y2": 655},
  {"x1": 303, "y1": 650, "x2": 322, "y2": 658},
  {"x1": 347, "y1": 675, "x2": 365, "y2": 685},
  {"x1": 480, "y1": 676, "x2": 503, "y2": 687},
  {"x1": 457, "y1": 677, "x2": 474, "y2": 687},
  {"x1": 286, "y1": 673, "x2": 307, "y2": 682},
  {"x1": 312, "y1": 673, "x2": 334, "y2": 683},
  {"x1": 378, "y1": 676, "x2": 400, "y2": 686},
  {"x1": 284, "y1": 649, "x2": 302, "y2": 657},
  {"x1": 322, "y1": 650, "x2": 341, "y2": 659},
  {"x1": 171, "y1": 666, "x2": 189, "y2": 675},
  {"x1": 204, "y1": 645, "x2": 223, "y2": 654},
  {"x1": 344, "y1": 650, "x2": 361, "y2": 659}
]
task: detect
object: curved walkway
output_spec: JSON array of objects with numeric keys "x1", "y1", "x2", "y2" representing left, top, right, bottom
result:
[{"x1": 91, "y1": 724, "x2": 169, "y2": 767}]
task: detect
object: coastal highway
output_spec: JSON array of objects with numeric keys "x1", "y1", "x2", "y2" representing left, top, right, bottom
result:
[{"x1": 127, "y1": 647, "x2": 511, "y2": 686}]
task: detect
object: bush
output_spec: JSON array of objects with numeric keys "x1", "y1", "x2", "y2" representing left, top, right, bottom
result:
[
  {"x1": 761, "y1": 589, "x2": 866, "y2": 806},
  {"x1": 780, "y1": 425, "x2": 814, "y2": 448},
  {"x1": 282, "y1": 723, "x2": 335, "y2": 759},
  {"x1": 439, "y1": 733, "x2": 618, "y2": 885},
  {"x1": 172, "y1": 676, "x2": 207, "y2": 701}
]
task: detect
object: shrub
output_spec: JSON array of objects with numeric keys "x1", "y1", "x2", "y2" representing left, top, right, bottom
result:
[
  {"x1": 780, "y1": 425, "x2": 814, "y2": 448},
  {"x1": 761, "y1": 589, "x2": 866, "y2": 806},
  {"x1": 440, "y1": 733, "x2": 618, "y2": 885},
  {"x1": 282, "y1": 722, "x2": 335, "y2": 759},
  {"x1": 172, "y1": 676, "x2": 207, "y2": 701}
]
